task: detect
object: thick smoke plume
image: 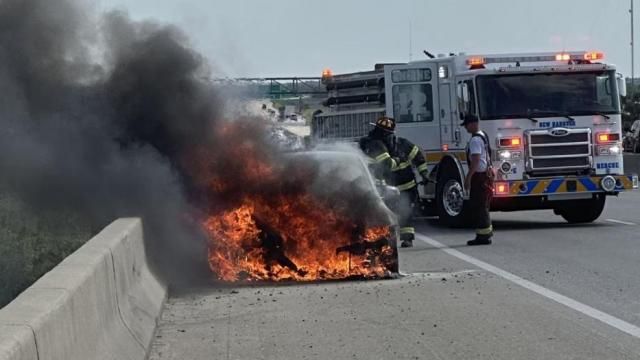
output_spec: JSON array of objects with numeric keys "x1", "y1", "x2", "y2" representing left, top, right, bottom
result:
[
  {"x1": 0, "y1": 0, "x2": 393, "y2": 286},
  {"x1": 0, "y1": 0, "x2": 228, "y2": 284}
]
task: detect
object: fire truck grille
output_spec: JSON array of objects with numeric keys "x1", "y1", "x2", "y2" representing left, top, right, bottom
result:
[
  {"x1": 526, "y1": 128, "x2": 592, "y2": 174},
  {"x1": 529, "y1": 133, "x2": 589, "y2": 144},
  {"x1": 531, "y1": 157, "x2": 590, "y2": 169},
  {"x1": 530, "y1": 144, "x2": 590, "y2": 157}
]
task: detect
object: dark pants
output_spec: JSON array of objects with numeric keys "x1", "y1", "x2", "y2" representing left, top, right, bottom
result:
[
  {"x1": 397, "y1": 187, "x2": 418, "y2": 242},
  {"x1": 470, "y1": 172, "x2": 493, "y2": 240}
]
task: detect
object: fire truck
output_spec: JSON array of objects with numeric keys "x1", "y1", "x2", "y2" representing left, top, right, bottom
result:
[{"x1": 312, "y1": 51, "x2": 639, "y2": 227}]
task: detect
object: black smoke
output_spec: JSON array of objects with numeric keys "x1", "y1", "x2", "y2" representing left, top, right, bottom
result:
[
  {"x1": 0, "y1": 0, "x2": 231, "y2": 285},
  {"x1": 0, "y1": 0, "x2": 396, "y2": 287}
]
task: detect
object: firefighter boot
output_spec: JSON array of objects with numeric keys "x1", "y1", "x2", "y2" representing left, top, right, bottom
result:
[
  {"x1": 400, "y1": 232, "x2": 414, "y2": 248},
  {"x1": 467, "y1": 234, "x2": 492, "y2": 246}
]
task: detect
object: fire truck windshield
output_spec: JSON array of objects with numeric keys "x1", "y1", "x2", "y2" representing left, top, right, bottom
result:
[{"x1": 476, "y1": 71, "x2": 620, "y2": 120}]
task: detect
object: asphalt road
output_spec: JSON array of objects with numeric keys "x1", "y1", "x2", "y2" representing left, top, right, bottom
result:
[{"x1": 149, "y1": 161, "x2": 640, "y2": 360}]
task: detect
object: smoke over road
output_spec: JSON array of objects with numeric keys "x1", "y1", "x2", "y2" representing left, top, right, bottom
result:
[{"x1": 0, "y1": 0, "x2": 397, "y2": 285}]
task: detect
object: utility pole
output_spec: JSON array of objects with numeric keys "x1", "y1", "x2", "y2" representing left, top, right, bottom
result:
[
  {"x1": 409, "y1": 20, "x2": 413, "y2": 62},
  {"x1": 631, "y1": 0, "x2": 635, "y2": 94}
]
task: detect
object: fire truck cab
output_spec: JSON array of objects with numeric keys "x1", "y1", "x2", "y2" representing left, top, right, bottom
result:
[{"x1": 313, "y1": 51, "x2": 639, "y2": 227}]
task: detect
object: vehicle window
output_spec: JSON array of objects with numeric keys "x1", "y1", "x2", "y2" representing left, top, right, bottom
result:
[
  {"x1": 476, "y1": 71, "x2": 620, "y2": 120},
  {"x1": 457, "y1": 80, "x2": 477, "y2": 119},
  {"x1": 595, "y1": 75, "x2": 614, "y2": 107},
  {"x1": 392, "y1": 84, "x2": 434, "y2": 123},
  {"x1": 465, "y1": 80, "x2": 477, "y2": 116}
]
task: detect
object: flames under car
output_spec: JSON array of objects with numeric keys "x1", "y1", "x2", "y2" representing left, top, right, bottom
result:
[{"x1": 203, "y1": 150, "x2": 400, "y2": 282}]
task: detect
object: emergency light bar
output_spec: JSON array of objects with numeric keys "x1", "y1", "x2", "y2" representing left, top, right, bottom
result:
[{"x1": 466, "y1": 51, "x2": 605, "y2": 67}]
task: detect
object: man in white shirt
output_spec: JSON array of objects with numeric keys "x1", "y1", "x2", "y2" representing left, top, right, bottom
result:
[{"x1": 462, "y1": 115, "x2": 494, "y2": 246}]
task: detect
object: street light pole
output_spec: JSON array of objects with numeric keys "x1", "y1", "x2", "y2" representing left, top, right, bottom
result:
[{"x1": 632, "y1": 0, "x2": 635, "y2": 93}]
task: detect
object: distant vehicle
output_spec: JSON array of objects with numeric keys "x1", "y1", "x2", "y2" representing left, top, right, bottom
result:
[
  {"x1": 313, "y1": 51, "x2": 639, "y2": 226},
  {"x1": 284, "y1": 105, "x2": 297, "y2": 119},
  {"x1": 289, "y1": 114, "x2": 298, "y2": 121},
  {"x1": 627, "y1": 120, "x2": 640, "y2": 153}
]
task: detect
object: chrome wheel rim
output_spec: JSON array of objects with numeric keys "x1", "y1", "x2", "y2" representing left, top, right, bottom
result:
[{"x1": 442, "y1": 180, "x2": 464, "y2": 217}]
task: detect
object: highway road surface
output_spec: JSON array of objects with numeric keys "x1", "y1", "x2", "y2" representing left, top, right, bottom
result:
[
  {"x1": 149, "y1": 160, "x2": 640, "y2": 360},
  {"x1": 149, "y1": 191, "x2": 640, "y2": 360}
]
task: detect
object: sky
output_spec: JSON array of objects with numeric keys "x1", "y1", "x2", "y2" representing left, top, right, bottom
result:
[{"x1": 97, "y1": 0, "x2": 635, "y2": 78}]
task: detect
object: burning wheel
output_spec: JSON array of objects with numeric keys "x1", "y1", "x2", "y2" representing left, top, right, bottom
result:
[{"x1": 436, "y1": 169, "x2": 469, "y2": 227}]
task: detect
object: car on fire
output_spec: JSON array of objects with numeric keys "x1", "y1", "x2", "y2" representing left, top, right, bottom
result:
[
  {"x1": 205, "y1": 146, "x2": 401, "y2": 282},
  {"x1": 286, "y1": 149, "x2": 401, "y2": 275}
]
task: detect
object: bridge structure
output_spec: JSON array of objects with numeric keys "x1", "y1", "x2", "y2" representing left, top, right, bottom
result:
[{"x1": 209, "y1": 77, "x2": 325, "y2": 99}]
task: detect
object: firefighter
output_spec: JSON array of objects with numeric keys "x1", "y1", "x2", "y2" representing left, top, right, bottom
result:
[
  {"x1": 462, "y1": 114, "x2": 494, "y2": 246},
  {"x1": 386, "y1": 119, "x2": 429, "y2": 248},
  {"x1": 361, "y1": 117, "x2": 429, "y2": 248},
  {"x1": 359, "y1": 117, "x2": 398, "y2": 185}
]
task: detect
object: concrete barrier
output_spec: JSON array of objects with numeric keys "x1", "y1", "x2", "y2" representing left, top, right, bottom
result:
[{"x1": 0, "y1": 218, "x2": 167, "y2": 360}]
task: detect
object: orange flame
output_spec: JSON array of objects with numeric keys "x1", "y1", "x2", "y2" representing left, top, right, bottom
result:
[
  {"x1": 204, "y1": 194, "x2": 396, "y2": 282},
  {"x1": 199, "y1": 121, "x2": 397, "y2": 282}
]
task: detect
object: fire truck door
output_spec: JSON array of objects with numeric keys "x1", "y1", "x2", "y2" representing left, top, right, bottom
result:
[
  {"x1": 384, "y1": 64, "x2": 439, "y2": 151},
  {"x1": 439, "y1": 83, "x2": 454, "y2": 147}
]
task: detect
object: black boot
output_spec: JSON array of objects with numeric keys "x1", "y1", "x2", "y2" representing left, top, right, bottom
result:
[
  {"x1": 400, "y1": 239, "x2": 414, "y2": 248},
  {"x1": 400, "y1": 234, "x2": 414, "y2": 248},
  {"x1": 467, "y1": 235, "x2": 492, "y2": 246}
]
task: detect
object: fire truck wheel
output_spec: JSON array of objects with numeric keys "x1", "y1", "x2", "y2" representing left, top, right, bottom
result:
[
  {"x1": 436, "y1": 170, "x2": 469, "y2": 228},
  {"x1": 557, "y1": 195, "x2": 606, "y2": 224}
]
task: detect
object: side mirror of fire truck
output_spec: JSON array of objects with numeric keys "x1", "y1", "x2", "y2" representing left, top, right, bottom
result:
[{"x1": 617, "y1": 74, "x2": 627, "y2": 97}]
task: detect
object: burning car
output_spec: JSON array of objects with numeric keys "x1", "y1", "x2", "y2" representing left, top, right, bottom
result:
[{"x1": 203, "y1": 149, "x2": 400, "y2": 282}]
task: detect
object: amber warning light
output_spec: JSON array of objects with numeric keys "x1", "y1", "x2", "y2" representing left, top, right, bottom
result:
[
  {"x1": 597, "y1": 133, "x2": 620, "y2": 144},
  {"x1": 499, "y1": 137, "x2": 522, "y2": 148},
  {"x1": 495, "y1": 182, "x2": 510, "y2": 195},
  {"x1": 466, "y1": 57, "x2": 486, "y2": 66},
  {"x1": 584, "y1": 51, "x2": 604, "y2": 61}
]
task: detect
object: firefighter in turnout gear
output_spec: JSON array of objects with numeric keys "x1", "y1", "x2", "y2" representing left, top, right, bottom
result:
[
  {"x1": 359, "y1": 117, "x2": 398, "y2": 185},
  {"x1": 361, "y1": 117, "x2": 429, "y2": 248},
  {"x1": 462, "y1": 115, "x2": 494, "y2": 246}
]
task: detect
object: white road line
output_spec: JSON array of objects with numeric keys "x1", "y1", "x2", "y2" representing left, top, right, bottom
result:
[
  {"x1": 605, "y1": 219, "x2": 637, "y2": 226},
  {"x1": 415, "y1": 233, "x2": 640, "y2": 339}
]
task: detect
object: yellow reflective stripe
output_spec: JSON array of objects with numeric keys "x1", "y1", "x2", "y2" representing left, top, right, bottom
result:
[
  {"x1": 620, "y1": 176, "x2": 634, "y2": 189},
  {"x1": 476, "y1": 226, "x2": 493, "y2": 235},
  {"x1": 392, "y1": 161, "x2": 411, "y2": 172},
  {"x1": 408, "y1": 146, "x2": 420, "y2": 162},
  {"x1": 417, "y1": 163, "x2": 429, "y2": 173},
  {"x1": 397, "y1": 180, "x2": 417, "y2": 191},
  {"x1": 375, "y1": 152, "x2": 391, "y2": 162},
  {"x1": 399, "y1": 227, "x2": 415, "y2": 234},
  {"x1": 390, "y1": 158, "x2": 398, "y2": 169}
]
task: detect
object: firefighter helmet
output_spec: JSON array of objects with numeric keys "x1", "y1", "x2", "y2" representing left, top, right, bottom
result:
[{"x1": 371, "y1": 117, "x2": 396, "y2": 133}]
